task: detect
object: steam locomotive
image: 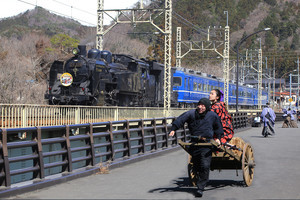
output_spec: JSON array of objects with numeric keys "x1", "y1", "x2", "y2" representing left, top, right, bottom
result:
[
  {"x1": 45, "y1": 45, "x2": 177, "y2": 107},
  {"x1": 45, "y1": 45, "x2": 268, "y2": 108}
]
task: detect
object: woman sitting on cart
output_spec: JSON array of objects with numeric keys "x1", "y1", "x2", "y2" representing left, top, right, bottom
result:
[
  {"x1": 209, "y1": 89, "x2": 234, "y2": 144},
  {"x1": 169, "y1": 98, "x2": 223, "y2": 197}
]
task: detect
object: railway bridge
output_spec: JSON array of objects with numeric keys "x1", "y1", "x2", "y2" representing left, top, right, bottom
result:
[
  {"x1": 1, "y1": 121, "x2": 300, "y2": 199},
  {"x1": 0, "y1": 104, "x2": 295, "y2": 199}
]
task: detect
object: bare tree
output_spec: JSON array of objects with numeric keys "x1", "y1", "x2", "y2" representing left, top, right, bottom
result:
[{"x1": 0, "y1": 33, "x2": 53, "y2": 104}]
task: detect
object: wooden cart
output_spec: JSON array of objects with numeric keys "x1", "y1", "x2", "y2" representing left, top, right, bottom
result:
[{"x1": 179, "y1": 137, "x2": 255, "y2": 186}]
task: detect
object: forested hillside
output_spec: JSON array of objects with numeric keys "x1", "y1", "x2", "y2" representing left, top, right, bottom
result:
[{"x1": 0, "y1": 0, "x2": 299, "y2": 104}]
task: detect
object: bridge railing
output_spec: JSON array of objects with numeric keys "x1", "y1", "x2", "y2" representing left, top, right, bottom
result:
[
  {"x1": 0, "y1": 113, "x2": 249, "y2": 195},
  {"x1": 0, "y1": 104, "x2": 189, "y2": 129}
]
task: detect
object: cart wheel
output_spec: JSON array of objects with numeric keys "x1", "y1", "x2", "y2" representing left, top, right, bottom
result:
[
  {"x1": 188, "y1": 162, "x2": 197, "y2": 186},
  {"x1": 242, "y1": 143, "x2": 255, "y2": 186}
]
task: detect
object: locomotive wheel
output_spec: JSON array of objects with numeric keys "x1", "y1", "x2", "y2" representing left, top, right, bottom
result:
[
  {"x1": 188, "y1": 162, "x2": 197, "y2": 187},
  {"x1": 242, "y1": 143, "x2": 255, "y2": 186}
]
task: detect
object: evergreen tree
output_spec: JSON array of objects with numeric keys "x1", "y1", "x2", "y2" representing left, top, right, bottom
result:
[{"x1": 265, "y1": 31, "x2": 277, "y2": 50}]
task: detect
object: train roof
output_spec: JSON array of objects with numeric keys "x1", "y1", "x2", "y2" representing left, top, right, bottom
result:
[
  {"x1": 113, "y1": 54, "x2": 148, "y2": 65},
  {"x1": 173, "y1": 67, "x2": 220, "y2": 80}
]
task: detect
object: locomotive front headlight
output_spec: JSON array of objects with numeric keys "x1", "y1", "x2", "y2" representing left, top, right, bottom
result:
[{"x1": 72, "y1": 48, "x2": 80, "y2": 55}]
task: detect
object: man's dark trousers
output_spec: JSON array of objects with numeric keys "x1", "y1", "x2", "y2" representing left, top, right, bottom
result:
[{"x1": 191, "y1": 146, "x2": 212, "y2": 191}]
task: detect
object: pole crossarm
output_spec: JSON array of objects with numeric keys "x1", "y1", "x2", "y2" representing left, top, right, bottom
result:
[
  {"x1": 175, "y1": 25, "x2": 230, "y2": 106},
  {"x1": 97, "y1": 4, "x2": 170, "y2": 50},
  {"x1": 178, "y1": 41, "x2": 224, "y2": 57}
]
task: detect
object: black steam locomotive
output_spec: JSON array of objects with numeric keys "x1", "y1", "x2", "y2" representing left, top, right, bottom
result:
[{"x1": 45, "y1": 45, "x2": 177, "y2": 106}]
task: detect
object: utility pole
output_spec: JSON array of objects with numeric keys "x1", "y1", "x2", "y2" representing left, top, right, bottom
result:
[
  {"x1": 175, "y1": 11, "x2": 230, "y2": 107},
  {"x1": 258, "y1": 39, "x2": 262, "y2": 110},
  {"x1": 163, "y1": 0, "x2": 172, "y2": 116},
  {"x1": 96, "y1": 0, "x2": 173, "y2": 116},
  {"x1": 176, "y1": 27, "x2": 182, "y2": 68},
  {"x1": 296, "y1": 57, "x2": 299, "y2": 110},
  {"x1": 290, "y1": 73, "x2": 292, "y2": 108},
  {"x1": 266, "y1": 57, "x2": 271, "y2": 103},
  {"x1": 273, "y1": 57, "x2": 275, "y2": 108},
  {"x1": 223, "y1": 12, "x2": 230, "y2": 108},
  {"x1": 297, "y1": 57, "x2": 299, "y2": 110},
  {"x1": 97, "y1": 0, "x2": 104, "y2": 50}
]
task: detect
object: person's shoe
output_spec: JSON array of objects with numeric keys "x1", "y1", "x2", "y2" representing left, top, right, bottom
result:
[{"x1": 195, "y1": 190, "x2": 203, "y2": 197}]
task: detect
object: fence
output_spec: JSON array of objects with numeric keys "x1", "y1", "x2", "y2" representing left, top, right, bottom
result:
[
  {"x1": 0, "y1": 104, "x2": 189, "y2": 128},
  {"x1": 0, "y1": 113, "x2": 249, "y2": 197}
]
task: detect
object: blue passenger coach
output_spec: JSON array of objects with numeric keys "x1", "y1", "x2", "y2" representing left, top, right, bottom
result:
[{"x1": 172, "y1": 68, "x2": 268, "y2": 108}]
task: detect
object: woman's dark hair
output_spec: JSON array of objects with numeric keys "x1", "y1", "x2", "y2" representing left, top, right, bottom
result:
[{"x1": 212, "y1": 89, "x2": 222, "y2": 102}]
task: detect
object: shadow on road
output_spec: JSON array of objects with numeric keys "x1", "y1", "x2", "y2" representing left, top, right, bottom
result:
[
  {"x1": 205, "y1": 179, "x2": 244, "y2": 191},
  {"x1": 148, "y1": 177, "x2": 195, "y2": 195},
  {"x1": 250, "y1": 135, "x2": 276, "y2": 138},
  {"x1": 148, "y1": 177, "x2": 244, "y2": 195}
]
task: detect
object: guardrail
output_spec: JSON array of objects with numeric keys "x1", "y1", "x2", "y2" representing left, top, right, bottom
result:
[{"x1": 0, "y1": 113, "x2": 249, "y2": 197}]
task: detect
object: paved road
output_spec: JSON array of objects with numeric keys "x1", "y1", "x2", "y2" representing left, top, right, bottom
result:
[{"x1": 9, "y1": 122, "x2": 300, "y2": 199}]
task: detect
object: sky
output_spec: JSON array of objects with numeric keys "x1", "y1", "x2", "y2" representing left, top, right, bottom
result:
[{"x1": 0, "y1": 0, "x2": 141, "y2": 26}]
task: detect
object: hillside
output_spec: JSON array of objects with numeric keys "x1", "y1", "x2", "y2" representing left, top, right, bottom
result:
[
  {"x1": 0, "y1": 6, "x2": 85, "y2": 38},
  {"x1": 172, "y1": 0, "x2": 300, "y2": 76}
]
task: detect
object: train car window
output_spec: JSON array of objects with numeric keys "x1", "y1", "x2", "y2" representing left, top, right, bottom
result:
[
  {"x1": 184, "y1": 78, "x2": 187, "y2": 89},
  {"x1": 173, "y1": 77, "x2": 182, "y2": 86},
  {"x1": 194, "y1": 82, "x2": 197, "y2": 91},
  {"x1": 204, "y1": 84, "x2": 207, "y2": 92},
  {"x1": 198, "y1": 83, "x2": 202, "y2": 91}
]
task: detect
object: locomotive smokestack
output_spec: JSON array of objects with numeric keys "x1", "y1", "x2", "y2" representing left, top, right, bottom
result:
[{"x1": 78, "y1": 45, "x2": 87, "y2": 57}]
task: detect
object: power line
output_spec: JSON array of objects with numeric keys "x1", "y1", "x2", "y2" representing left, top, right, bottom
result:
[
  {"x1": 172, "y1": 11, "x2": 208, "y2": 35},
  {"x1": 51, "y1": 0, "x2": 96, "y2": 17},
  {"x1": 16, "y1": 0, "x2": 96, "y2": 26}
]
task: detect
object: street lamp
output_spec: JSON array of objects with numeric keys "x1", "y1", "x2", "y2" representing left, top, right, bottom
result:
[
  {"x1": 236, "y1": 28, "x2": 271, "y2": 112},
  {"x1": 279, "y1": 69, "x2": 297, "y2": 109}
]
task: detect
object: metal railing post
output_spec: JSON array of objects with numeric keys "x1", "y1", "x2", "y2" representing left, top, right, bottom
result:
[
  {"x1": 35, "y1": 127, "x2": 45, "y2": 179},
  {"x1": 64, "y1": 125, "x2": 73, "y2": 172},
  {"x1": 125, "y1": 120, "x2": 131, "y2": 157},
  {"x1": 1, "y1": 129, "x2": 11, "y2": 187},
  {"x1": 87, "y1": 123, "x2": 95, "y2": 166}
]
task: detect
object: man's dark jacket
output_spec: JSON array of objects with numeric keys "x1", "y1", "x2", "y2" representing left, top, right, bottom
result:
[{"x1": 171, "y1": 109, "x2": 224, "y2": 139}]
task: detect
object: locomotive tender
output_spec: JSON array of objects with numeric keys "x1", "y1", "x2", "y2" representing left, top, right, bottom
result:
[{"x1": 45, "y1": 45, "x2": 268, "y2": 108}]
